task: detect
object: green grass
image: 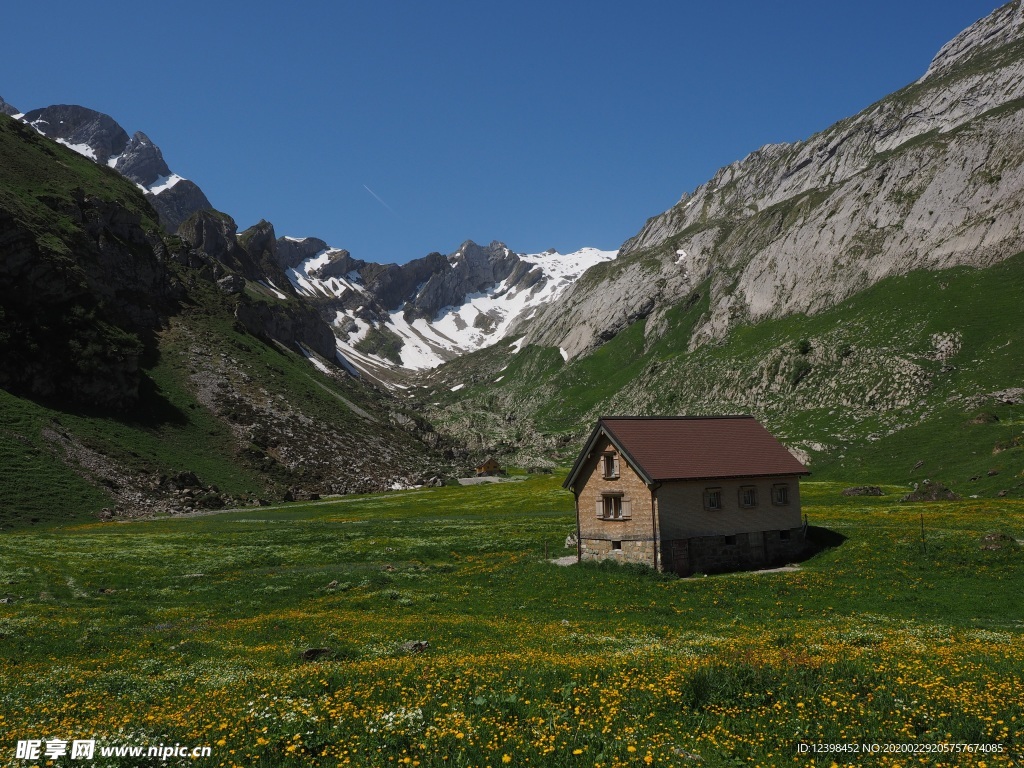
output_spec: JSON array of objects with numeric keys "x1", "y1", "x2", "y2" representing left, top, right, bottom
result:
[
  {"x1": 0, "y1": 390, "x2": 112, "y2": 525},
  {"x1": 0, "y1": 476, "x2": 1021, "y2": 766},
  {"x1": 354, "y1": 325, "x2": 404, "y2": 365},
  {"x1": 0, "y1": 115, "x2": 159, "y2": 235}
]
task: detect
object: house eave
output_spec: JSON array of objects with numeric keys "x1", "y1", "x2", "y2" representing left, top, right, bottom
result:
[{"x1": 651, "y1": 471, "x2": 812, "y2": 483}]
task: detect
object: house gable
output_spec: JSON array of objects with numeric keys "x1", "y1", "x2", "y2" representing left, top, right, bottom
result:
[
  {"x1": 475, "y1": 458, "x2": 500, "y2": 474},
  {"x1": 563, "y1": 422, "x2": 653, "y2": 491}
]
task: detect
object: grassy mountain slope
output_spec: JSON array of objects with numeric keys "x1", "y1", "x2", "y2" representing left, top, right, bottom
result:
[
  {"x1": 422, "y1": 254, "x2": 1024, "y2": 497},
  {"x1": 0, "y1": 113, "x2": 159, "y2": 232},
  {"x1": 424, "y1": 8, "x2": 1024, "y2": 493},
  {"x1": 0, "y1": 116, "x2": 452, "y2": 529},
  {"x1": 0, "y1": 304, "x2": 445, "y2": 528}
]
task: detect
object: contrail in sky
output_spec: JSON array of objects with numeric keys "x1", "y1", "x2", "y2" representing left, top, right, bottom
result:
[{"x1": 363, "y1": 184, "x2": 400, "y2": 217}]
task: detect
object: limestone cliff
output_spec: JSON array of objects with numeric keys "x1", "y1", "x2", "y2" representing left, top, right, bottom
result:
[{"x1": 522, "y1": 1, "x2": 1024, "y2": 359}]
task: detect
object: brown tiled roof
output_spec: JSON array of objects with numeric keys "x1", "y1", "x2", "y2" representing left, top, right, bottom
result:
[{"x1": 565, "y1": 416, "x2": 808, "y2": 488}]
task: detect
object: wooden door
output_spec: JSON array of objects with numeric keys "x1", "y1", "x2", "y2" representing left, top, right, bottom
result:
[
  {"x1": 670, "y1": 540, "x2": 691, "y2": 576},
  {"x1": 749, "y1": 531, "x2": 767, "y2": 565}
]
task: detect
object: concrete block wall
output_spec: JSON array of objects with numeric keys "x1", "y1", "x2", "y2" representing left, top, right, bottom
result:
[{"x1": 660, "y1": 528, "x2": 805, "y2": 575}]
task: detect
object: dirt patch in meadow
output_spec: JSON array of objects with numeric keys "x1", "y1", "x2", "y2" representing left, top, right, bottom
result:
[{"x1": 548, "y1": 555, "x2": 578, "y2": 566}]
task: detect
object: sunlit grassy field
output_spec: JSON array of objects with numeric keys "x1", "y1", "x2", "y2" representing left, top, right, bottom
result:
[{"x1": 1, "y1": 477, "x2": 1021, "y2": 767}]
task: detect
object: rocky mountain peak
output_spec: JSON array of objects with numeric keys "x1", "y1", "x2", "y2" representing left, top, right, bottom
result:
[
  {"x1": 146, "y1": 179, "x2": 214, "y2": 235},
  {"x1": 15, "y1": 103, "x2": 213, "y2": 234},
  {"x1": 409, "y1": 240, "x2": 521, "y2": 320},
  {"x1": 919, "y1": 0, "x2": 1024, "y2": 82},
  {"x1": 239, "y1": 219, "x2": 277, "y2": 252},
  {"x1": 22, "y1": 104, "x2": 130, "y2": 164},
  {"x1": 275, "y1": 236, "x2": 331, "y2": 269},
  {"x1": 523, "y1": 0, "x2": 1024, "y2": 362},
  {"x1": 310, "y1": 250, "x2": 364, "y2": 281},
  {"x1": 179, "y1": 210, "x2": 240, "y2": 262},
  {"x1": 0, "y1": 96, "x2": 18, "y2": 117},
  {"x1": 360, "y1": 252, "x2": 450, "y2": 311},
  {"x1": 115, "y1": 131, "x2": 172, "y2": 187}
]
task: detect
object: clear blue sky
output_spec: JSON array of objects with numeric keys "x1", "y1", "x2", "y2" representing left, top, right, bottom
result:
[{"x1": 1, "y1": 0, "x2": 1001, "y2": 263}]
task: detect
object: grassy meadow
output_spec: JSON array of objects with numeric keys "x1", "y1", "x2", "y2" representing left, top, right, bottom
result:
[{"x1": 0, "y1": 476, "x2": 1022, "y2": 767}]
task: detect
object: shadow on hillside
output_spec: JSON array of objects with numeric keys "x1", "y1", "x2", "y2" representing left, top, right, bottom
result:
[
  {"x1": 124, "y1": 370, "x2": 189, "y2": 428},
  {"x1": 29, "y1": 358, "x2": 189, "y2": 430},
  {"x1": 800, "y1": 525, "x2": 848, "y2": 560}
]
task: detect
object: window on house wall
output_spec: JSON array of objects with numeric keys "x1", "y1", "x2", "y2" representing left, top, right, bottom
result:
[
  {"x1": 602, "y1": 453, "x2": 619, "y2": 479},
  {"x1": 703, "y1": 488, "x2": 723, "y2": 510},
  {"x1": 772, "y1": 484, "x2": 790, "y2": 505},
  {"x1": 724, "y1": 535, "x2": 737, "y2": 546},
  {"x1": 739, "y1": 486, "x2": 758, "y2": 508},
  {"x1": 596, "y1": 494, "x2": 630, "y2": 520},
  {"x1": 611, "y1": 541, "x2": 622, "y2": 550}
]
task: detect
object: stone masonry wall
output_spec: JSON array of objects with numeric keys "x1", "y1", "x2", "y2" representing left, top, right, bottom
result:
[{"x1": 576, "y1": 434, "x2": 657, "y2": 568}]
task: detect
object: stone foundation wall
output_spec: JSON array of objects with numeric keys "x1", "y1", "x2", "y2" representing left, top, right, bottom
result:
[
  {"x1": 660, "y1": 528, "x2": 805, "y2": 576},
  {"x1": 579, "y1": 536, "x2": 656, "y2": 568}
]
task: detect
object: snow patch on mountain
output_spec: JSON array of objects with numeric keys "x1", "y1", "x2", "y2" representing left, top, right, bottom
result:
[
  {"x1": 147, "y1": 173, "x2": 185, "y2": 195},
  {"x1": 282, "y1": 242, "x2": 616, "y2": 379},
  {"x1": 385, "y1": 246, "x2": 616, "y2": 370},
  {"x1": 286, "y1": 249, "x2": 366, "y2": 299},
  {"x1": 257, "y1": 280, "x2": 288, "y2": 300},
  {"x1": 54, "y1": 138, "x2": 98, "y2": 160}
]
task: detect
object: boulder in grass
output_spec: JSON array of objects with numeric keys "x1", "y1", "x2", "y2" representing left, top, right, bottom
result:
[
  {"x1": 979, "y1": 532, "x2": 1019, "y2": 551},
  {"x1": 300, "y1": 648, "x2": 334, "y2": 662},
  {"x1": 841, "y1": 486, "x2": 884, "y2": 496},
  {"x1": 900, "y1": 480, "x2": 959, "y2": 502}
]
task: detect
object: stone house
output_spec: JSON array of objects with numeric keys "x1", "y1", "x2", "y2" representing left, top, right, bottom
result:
[
  {"x1": 563, "y1": 416, "x2": 810, "y2": 575},
  {"x1": 474, "y1": 457, "x2": 501, "y2": 476}
]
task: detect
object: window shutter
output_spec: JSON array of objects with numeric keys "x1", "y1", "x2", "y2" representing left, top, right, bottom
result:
[
  {"x1": 703, "y1": 489, "x2": 710, "y2": 509},
  {"x1": 621, "y1": 499, "x2": 632, "y2": 518},
  {"x1": 612, "y1": 457, "x2": 620, "y2": 478},
  {"x1": 596, "y1": 499, "x2": 604, "y2": 518}
]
